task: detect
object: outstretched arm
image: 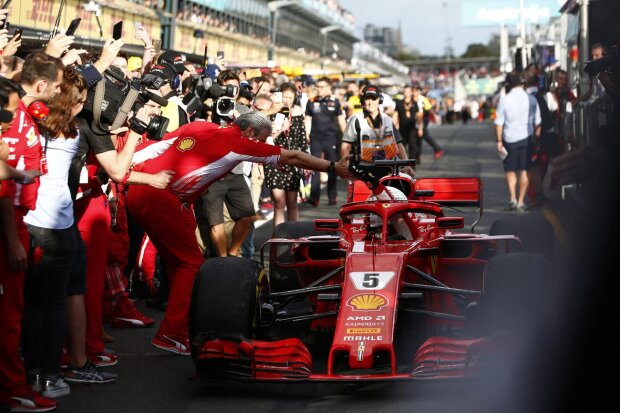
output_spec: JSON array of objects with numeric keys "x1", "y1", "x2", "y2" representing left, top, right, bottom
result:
[{"x1": 279, "y1": 149, "x2": 355, "y2": 180}]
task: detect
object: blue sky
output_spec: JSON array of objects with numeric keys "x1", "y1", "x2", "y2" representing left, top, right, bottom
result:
[{"x1": 338, "y1": 0, "x2": 565, "y2": 56}]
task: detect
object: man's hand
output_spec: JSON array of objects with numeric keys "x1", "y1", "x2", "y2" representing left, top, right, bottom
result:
[
  {"x1": 93, "y1": 38, "x2": 124, "y2": 73},
  {"x1": 45, "y1": 33, "x2": 75, "y2": 58},
  {"x1": 61, "y1": 48, "x2": 87, "y2": 66},
  {"x1": 148, "y1": 170, "x2": 175, "y2": 189},
  {"x1": 335, "y1": 155, "x2": 356, "y2": 180},
  {"x1": 135, "y1": 25, "x2": 152, "y2": 47},
  {"x1": 7, "y1": 241, "x2": 27, "y2": 272},
  {"x1": 0, "y1": 28, "x2": 9, "y2": 50},
  {"x1": 18, "y1": 170, "x2": 42, "y2": 184},
  {"x1": 2, "y1": 32, "x2": 21, "y2": 56},
  {"x1": 402, "y1": 166, "x2": 416, "y2": 178}
]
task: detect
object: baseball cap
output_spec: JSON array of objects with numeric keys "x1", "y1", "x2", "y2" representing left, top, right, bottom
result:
[
  {"x1": 147, "y1": 64, "x2": 176, "y2": 83},
  {"x1": 127, "y1": 56, "x2": 142, "y2": 72},
  {"x1": 362, "y1": 84, "x2": 382, "y2": 99},
  {"x1": 157, "y1": 51, "x2": 188, "y2": 74}
]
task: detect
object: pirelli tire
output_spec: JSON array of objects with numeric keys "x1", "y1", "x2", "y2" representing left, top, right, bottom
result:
[{"x1": 190, "y1": 257, "x2": 263, "y2": 363}]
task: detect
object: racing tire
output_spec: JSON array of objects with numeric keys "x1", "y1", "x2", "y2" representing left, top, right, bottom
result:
[
  {"x1": 190, "y1": 257, "x2": 261, "y2": 359},
  {"x1": 482, "y1": 252, "x2": 547, "y2": 334}
]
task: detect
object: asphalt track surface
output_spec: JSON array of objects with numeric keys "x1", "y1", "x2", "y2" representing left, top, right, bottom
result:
[{"x1": 58, "y1": 121, "x2": 574, "y2": 412}]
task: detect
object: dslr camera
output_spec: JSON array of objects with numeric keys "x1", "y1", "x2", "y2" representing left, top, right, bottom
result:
[{"x1": 585, "y1": 42, "x2": 619, "y2": 76}]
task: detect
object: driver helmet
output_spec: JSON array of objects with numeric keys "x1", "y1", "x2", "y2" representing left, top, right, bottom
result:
[
  {"x1": 367, "y1": 186, "x2": 408, "y2": 202},
  {"x1": 381, "y1": 173, "x2": 414, "y2": 198}
]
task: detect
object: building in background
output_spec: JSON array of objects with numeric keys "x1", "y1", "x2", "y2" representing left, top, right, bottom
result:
[{"x1": 362, "y1": 22, "x2": 402, "y2": 58}]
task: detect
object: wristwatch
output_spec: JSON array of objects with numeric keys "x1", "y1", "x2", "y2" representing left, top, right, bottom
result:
[{"x1": 327, "y1": 161, "x2": 336, "y2": 174}]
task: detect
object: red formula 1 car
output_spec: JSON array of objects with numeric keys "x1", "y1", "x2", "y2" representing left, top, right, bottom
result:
[{"x1": 190, "y1": 160, "x2": 550, "y2": 382}]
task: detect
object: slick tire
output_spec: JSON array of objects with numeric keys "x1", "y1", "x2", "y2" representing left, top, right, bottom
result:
[
  {"x1": 190, "y1": 257, "x2": 260, "y2": 358},
  {"x1": 482, "y1": 252, "x2": 546, "y2": 333}
]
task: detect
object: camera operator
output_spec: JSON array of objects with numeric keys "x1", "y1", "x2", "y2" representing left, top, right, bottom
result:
[
  {"x1": 64, "y1": 45, "x2": 174, "y2": 377},
  {"x1": 148, "y1": 51, "x2": 189, "y2": 131}
]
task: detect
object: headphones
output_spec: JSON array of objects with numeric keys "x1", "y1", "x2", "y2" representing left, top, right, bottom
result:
[
  {"x1": 162, "y1": 61, "x2": 181, "y2": 90},
  {"x1": 28, "y1": 100, "x2": 50, "y2": 119}
]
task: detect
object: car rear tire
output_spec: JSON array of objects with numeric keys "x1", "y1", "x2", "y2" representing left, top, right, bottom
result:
[{"x1": 190, "y1": 257, "x2": 261, "y2": 359}]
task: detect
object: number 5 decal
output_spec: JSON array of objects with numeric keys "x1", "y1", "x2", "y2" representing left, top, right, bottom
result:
[{"x1": 350, "y1": 272, "x2": 395, "y2": 290}]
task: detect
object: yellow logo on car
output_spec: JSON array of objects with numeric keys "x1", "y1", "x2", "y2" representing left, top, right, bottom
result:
[
  {"x1": 347, "y1": 294, "x2": 387, "y2": 311},
  {"x1": 177, "y1": 138, "x2": 195, "y2": 151}
]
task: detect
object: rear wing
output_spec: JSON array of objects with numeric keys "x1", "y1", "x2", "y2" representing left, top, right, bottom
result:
[{"x1": 413, "y1": 177, "x2": 483, "y2": 232}]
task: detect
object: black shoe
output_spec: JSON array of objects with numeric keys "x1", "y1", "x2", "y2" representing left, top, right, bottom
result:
[
  {"x1": 328, "y1": 200, "x2": 337, "y2": 206},
  {"x1": 146, "y1": 294, "x2": 167, "y2": 310},
  {"x1": 305, "y1": 198, "x2": 319, "y2": 207}
]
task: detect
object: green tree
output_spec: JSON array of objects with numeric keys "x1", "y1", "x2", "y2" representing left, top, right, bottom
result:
[{"x1": 461, "y1": 43, "x2": 497, "y2": 58}]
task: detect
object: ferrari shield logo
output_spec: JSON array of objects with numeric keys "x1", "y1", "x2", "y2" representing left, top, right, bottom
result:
[
  {"x1": 177, "y1": 137, "x2": 195, "y2": 151},
  {"x1": 347, "y1": 294, "x2": 388, "y2": 311}
]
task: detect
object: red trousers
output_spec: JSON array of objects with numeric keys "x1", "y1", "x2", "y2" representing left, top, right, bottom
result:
[
  {"x1": 75, "y1": 193, "x2": 111, "y2": 357},
  {"x1": 136, "y1": 233, "x2": 157, "y2": 283},
  {"x1": 0, "y1": 212, "x2": 28, "y2": 400},
  {"x1": 126, "y1": 185, "x2": 203, "y2": 338}
]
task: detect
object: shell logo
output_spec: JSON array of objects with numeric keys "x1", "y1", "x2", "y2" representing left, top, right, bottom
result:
[
  {"x1": 177, "y1": 138, "x2": 195, "y2": 151},
  {"x1": 347, "y1": 294, "x2": 388, "y2": 311}
]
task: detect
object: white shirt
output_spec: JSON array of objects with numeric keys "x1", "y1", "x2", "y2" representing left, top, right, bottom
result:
[
  {"x1": 25, "y1": 132, "x2": 80, "y2": 229},
  {"x1": 494, "y1": 87, "x2": 541, "y2": 143}
]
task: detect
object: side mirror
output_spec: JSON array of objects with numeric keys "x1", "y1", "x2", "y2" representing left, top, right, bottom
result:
[
  {"x1": 437, "y1": 217, "x2": 464, "y2": 229},
  {"x1": 314, "y1": 219, "x2": 341, "y2": 231}
]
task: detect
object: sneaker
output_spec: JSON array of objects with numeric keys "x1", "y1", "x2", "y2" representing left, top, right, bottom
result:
[
  {"x1": 434, "y1": 149, "x2": 445, "y2": 159},
  {"x1": 90, "y1": 349, "x2": 117, "y2": 367},
  {"x1": 505, "y1": 200, "x2": 517, "y2": 211},
  {"x1": 40, "y1": 377, "x2": 70, "y2": 399},
  {"x1": 28, "y1": 373, "x2": 43, "y2": 393},
  {"x1": 63, "y1": 361, "x2": 117, "y2": 385},
  {"x1": 516, "y1": 203, "x2": 528, "y2": 212},
  {"x1": 5, "y1": 388, "x2": 57, "y2": 412},
  {"x1": 151, "y1": 333, "x2": 190, "y2": 356},
  {"x1": 111, "y1": 295, "x2": 155, "y2": 328}
]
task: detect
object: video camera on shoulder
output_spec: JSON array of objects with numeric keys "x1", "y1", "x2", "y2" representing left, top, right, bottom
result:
[
  {"x1": 84, "y1": 66, "x2": 169, "y2": 140},
  {"x1": 182, "y1": 64, "x2": 238, "y2": 118}
]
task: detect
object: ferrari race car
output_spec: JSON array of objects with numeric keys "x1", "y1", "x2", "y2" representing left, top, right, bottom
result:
[{"x1": 189, "y1": 159, "x2": 552, "y2": 381}]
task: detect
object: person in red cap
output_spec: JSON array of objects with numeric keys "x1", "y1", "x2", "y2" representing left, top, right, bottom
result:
[{"x1": 127, "y1": 112, "x2": 355, "y2": 355}]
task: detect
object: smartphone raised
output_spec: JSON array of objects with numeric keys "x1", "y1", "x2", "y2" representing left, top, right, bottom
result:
[
  {"x1": 216, "y1": 50, "x2": 225, "y2": 59},
  {"x1": 112, "y1": 21, "x2": 123, "y2": 40},
  {"x1": 134, "y1": 21, "x2": 142, "y2": 30},
  {"x1": 12, "y1": 27, "x2": 21, "y2": 39},
  {"x1": 65, "y1": 17, "x2": 81, "y2": 36},
  {"x1": 152, "y1": 38, "x2": 161, "y2": 53}
]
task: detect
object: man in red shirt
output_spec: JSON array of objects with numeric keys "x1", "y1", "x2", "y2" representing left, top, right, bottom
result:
[
  {"x1": 127, "y1": 112, "x2": 354, "y2": 355},
  {"x1": 0, "y1": 52, "x2": 63, "y2": 412}
]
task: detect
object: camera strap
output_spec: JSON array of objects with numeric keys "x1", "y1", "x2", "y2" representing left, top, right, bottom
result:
[
  {"x1": 93, "y1": 79, "x2": 106, "y2": 130},
  {"x1": 111, "y1": 87, "x2": 140, "y2": 131}
]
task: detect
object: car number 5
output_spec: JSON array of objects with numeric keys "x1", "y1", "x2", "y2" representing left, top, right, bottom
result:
[{"x1": 362, "y1": 273, "x2": 380, "y2": 288}]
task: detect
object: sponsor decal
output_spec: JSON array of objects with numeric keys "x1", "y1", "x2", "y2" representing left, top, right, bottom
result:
[
  {"x1": 346, "y1": 328, "x2": 381, "y2": 334},
  {"x1": 345, "y1": 322, "x2": 384, "y2": 327},
  {"x1": 344, "y1": 336, "x2": 383, "y2": 341},
  {"x1": 349, "y1": 271, "x2": 395, "y2": 290},
  {"x1": 347, "y1": 294, "x2": 388, "y2": 311},
  {"x1": 346, "y1": 315, "x2": 386, "y2": 321},
  {"x1": 177, "y1": 137, "x2": 195, "y2": 151}
]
